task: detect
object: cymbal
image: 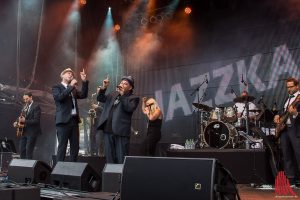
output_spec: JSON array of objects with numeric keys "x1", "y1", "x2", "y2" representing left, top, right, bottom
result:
[
  {"x1": 249, "y1": 109, "x2": 261, "y2": 112},
  {"x1": 192, "y1": 103, "x2": 212, "y2": 111},
  {"x1": 233, "y1": 95, "x2": 255, "y2": 103}
]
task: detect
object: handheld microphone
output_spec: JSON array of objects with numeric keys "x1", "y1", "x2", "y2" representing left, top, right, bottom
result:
[
  {"x1": 147, "y1": 103, "x2": 154, "y2": 107},
  {"x1": 205, "y1": 75, "x2": 208, "y2": 84}
]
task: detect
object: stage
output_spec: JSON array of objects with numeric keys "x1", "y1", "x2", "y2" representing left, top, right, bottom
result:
[
  {"x1": 0, "y1": 151, "x2": 298, "y2": 200},
  {"x1": 0, "y1": 183, "x2": 299, "y2": 200}
]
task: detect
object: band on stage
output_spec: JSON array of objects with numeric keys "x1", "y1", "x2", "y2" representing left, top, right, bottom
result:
[{"x1": 11, "y1": 68, "x2": 300, "y2": 185}]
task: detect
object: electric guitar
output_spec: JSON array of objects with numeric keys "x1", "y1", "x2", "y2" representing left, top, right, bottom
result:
[
  {"x1": 14, "y1": 104, "x2": 28, "y2": 137},
  {"x1": 275, "y1": 94, "x2": 300, "y2": 139}
]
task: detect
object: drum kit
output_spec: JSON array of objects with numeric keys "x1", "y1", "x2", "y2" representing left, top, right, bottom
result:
[{"x1": 193, "y1": 95, "x2": 274, "y2": 149}]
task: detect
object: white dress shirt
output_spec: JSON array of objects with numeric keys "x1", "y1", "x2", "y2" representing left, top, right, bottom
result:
[{"x1": 61, "y1": 82, "x2": 77, "y2": 115}]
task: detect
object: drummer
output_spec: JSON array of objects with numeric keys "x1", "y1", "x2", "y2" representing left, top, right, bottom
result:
[{"x1": 234, "y1": 90, "x2": 259, "y2": 121}]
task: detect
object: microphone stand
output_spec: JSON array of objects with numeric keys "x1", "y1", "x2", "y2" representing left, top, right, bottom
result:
[{"x1": 190, "y1": 79, "x2": 206, "y2": 96}]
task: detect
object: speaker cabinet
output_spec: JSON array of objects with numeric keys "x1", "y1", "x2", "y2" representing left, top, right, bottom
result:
[
  {"x1": 8, "y1": 159, "x2": 52, "y2": 184},
  {"x1": 102, "y1": 164, "x2": 123, "y2": 192},
  {"x1": 0, "y1": 186, "x2": 40, "y2": 200},
  {"x1": 121, "y1": 156, "x2": 237, "y2": 200},
  {"x1": 51, "y1": 161, "x2": 101, "y2": 192}
]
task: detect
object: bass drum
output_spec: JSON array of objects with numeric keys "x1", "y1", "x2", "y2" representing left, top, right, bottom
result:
[{"x1": 204, "y1": 121, "x2": 237, "y2": 149}]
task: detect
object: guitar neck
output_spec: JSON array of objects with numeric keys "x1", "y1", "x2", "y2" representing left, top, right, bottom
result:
[{"x1": 281, "y1": 94, "x2": 300, "y2": 123}]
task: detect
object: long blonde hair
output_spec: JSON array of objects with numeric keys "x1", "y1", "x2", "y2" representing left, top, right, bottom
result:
[{"x1": 146, "y1": 98, "x2": 159, "y2": 114}]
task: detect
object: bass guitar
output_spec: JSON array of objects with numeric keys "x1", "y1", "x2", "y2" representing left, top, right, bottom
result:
[{"x1": 275, "y1": 94, "x2": 300, "y2": 139}]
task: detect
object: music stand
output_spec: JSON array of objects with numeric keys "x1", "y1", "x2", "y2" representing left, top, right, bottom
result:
[{"x1": 0, "y1": 139, "x2": 17, "y2": 173}]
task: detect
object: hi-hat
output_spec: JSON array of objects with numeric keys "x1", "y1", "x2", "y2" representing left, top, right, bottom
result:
[
  {"x1": 192, "y1": 103, "x2": 213, "y2": 111},
  {"x1": 233, "y1": 95, "x2": 255, "y2": 103}
]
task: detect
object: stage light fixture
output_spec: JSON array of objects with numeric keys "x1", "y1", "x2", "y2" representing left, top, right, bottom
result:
[
  {"x1": 141, "y1": 17, "x2": 148, "y2": 25},
  {"x1": 184, "y1": 6, "x2": 192, "y2": 15},
  {"x1": 80, "y1": 0, "x2": 86, "y2": 6}
]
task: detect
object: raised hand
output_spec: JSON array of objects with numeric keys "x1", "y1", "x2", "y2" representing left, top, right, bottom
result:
[
  {"x1": 80, "y1": 68, "x2": 87, "y2": 81},
  {"x1": 102, "y1": 75, "x2": 110, "y2": 89},
  {"x1": 70, "y1": 78, "x2": 78, "y2": 86},
  {"x1": 142, "y1": 97, "x2": 147, "y2": 103}
]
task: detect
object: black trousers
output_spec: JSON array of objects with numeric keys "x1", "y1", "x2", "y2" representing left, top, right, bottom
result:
[
  {"x1": 19, "y1": 135, "x2": 38, "y2": 159},
  {"x1": 103, "y1": 133, "x2": 130, "y2": 164},
  {"x1": 56, "y1": 117, "x2": 79, "y2": 162},
  {"x1": 280, "y1": 126, "x2": 300, "y2": 180},
  {"x1": 144, "y1": 130, "x2": 161, "y2": 156}
]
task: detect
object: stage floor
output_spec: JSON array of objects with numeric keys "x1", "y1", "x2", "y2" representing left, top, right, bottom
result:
[
  {"x1": 1, "y1": 180, "x2": 299, "y2": 199},
  {"x1": 40, "y1": 185, "x2": 300, "y2": 199}
]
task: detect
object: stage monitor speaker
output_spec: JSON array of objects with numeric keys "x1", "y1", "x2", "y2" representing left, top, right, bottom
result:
[
  {"x1": 51, "y1": 161, "x2": 101, "y2": 192},
  {"x1": 8, "y1": 159, "x2": 52, "y2": 184},
  {"x1": 121, "y1": 156, "x2": 238, "y2": 200},
  {"x1": 102, "y1": 164, "x2": 123, "y2": 192},
  {"x1": 0, "y1": 186, "x2": 40, "y2": 200}
]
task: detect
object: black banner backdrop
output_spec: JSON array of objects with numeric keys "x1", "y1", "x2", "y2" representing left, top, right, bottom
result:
[{"x1": 126, "y1": 1, "x2": 300, "y2": 143}]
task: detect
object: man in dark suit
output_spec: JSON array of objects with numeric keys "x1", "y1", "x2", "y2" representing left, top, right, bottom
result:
[
  {"x1": 274, "y1": 77, "x2": 300, "y2": 187},
  {"x1": 13, "y1": 92, "x2": 41, "y2": 159},
  {"x1": 52, "y1": 68, "x2": 89, "y2": 162},
  {"x1": 97, "y1": 76, "x2": 139, "y2": 164}
]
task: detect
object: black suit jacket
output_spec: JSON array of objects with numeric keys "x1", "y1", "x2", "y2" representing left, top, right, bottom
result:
[
  {"x1": 290, "y1": 104, "x2": 300, "y2": 137},
  {"x1": 97, "y1": 89, "x2": 139, "y2": 137},
  {"x1": 23, "y1": 102, "x2": 42, "y2": 137},
  {"x1": 52, "y1": 81, "x2": 89, "y2": 125}
]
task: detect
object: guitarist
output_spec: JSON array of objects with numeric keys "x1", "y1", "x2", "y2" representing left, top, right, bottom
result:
[
  {"x1": 13, "y1": 92, "x2": 42, "y2": 159},
  {"x1": 274, "y1": 77, "x2": 300, "y2": 187}
]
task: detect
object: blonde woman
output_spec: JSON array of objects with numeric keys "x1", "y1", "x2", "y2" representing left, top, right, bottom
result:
[{"x1": 142, "y1": 97, "x2": 163, "y2": 156}]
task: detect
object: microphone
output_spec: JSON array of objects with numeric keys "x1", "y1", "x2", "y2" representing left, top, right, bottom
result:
[
  {"x1": 257, "y1": 95, "x2": 264, "y2": 104},
  {"x1": 205, "y1": 75, "x2": 208, "y2": 84},
  {"x1": 147, "y1": 103, "x2": 154, "y2": 107},
  {"x1": 241, "y1": 74, "x2": 247, "y2": 86}
]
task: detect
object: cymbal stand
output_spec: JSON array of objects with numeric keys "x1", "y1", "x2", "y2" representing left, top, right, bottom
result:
[
  {"x1": 190, "y1": 79, "x2": 208, "y2": 148},
  {"x1": 245, "y1": 101, "x2": 250, "y2": 135}
]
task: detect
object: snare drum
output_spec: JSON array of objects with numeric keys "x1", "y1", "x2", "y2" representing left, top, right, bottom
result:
[
  {"x1": 204, "y1": 121, "x2": 237, "y2": 149},
  {"x1": 223, "y1": 107, "x2": 237, "y2": 123},
  {"x1": 209, "y1": 107, "x2": 223, "y2": 121}
]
